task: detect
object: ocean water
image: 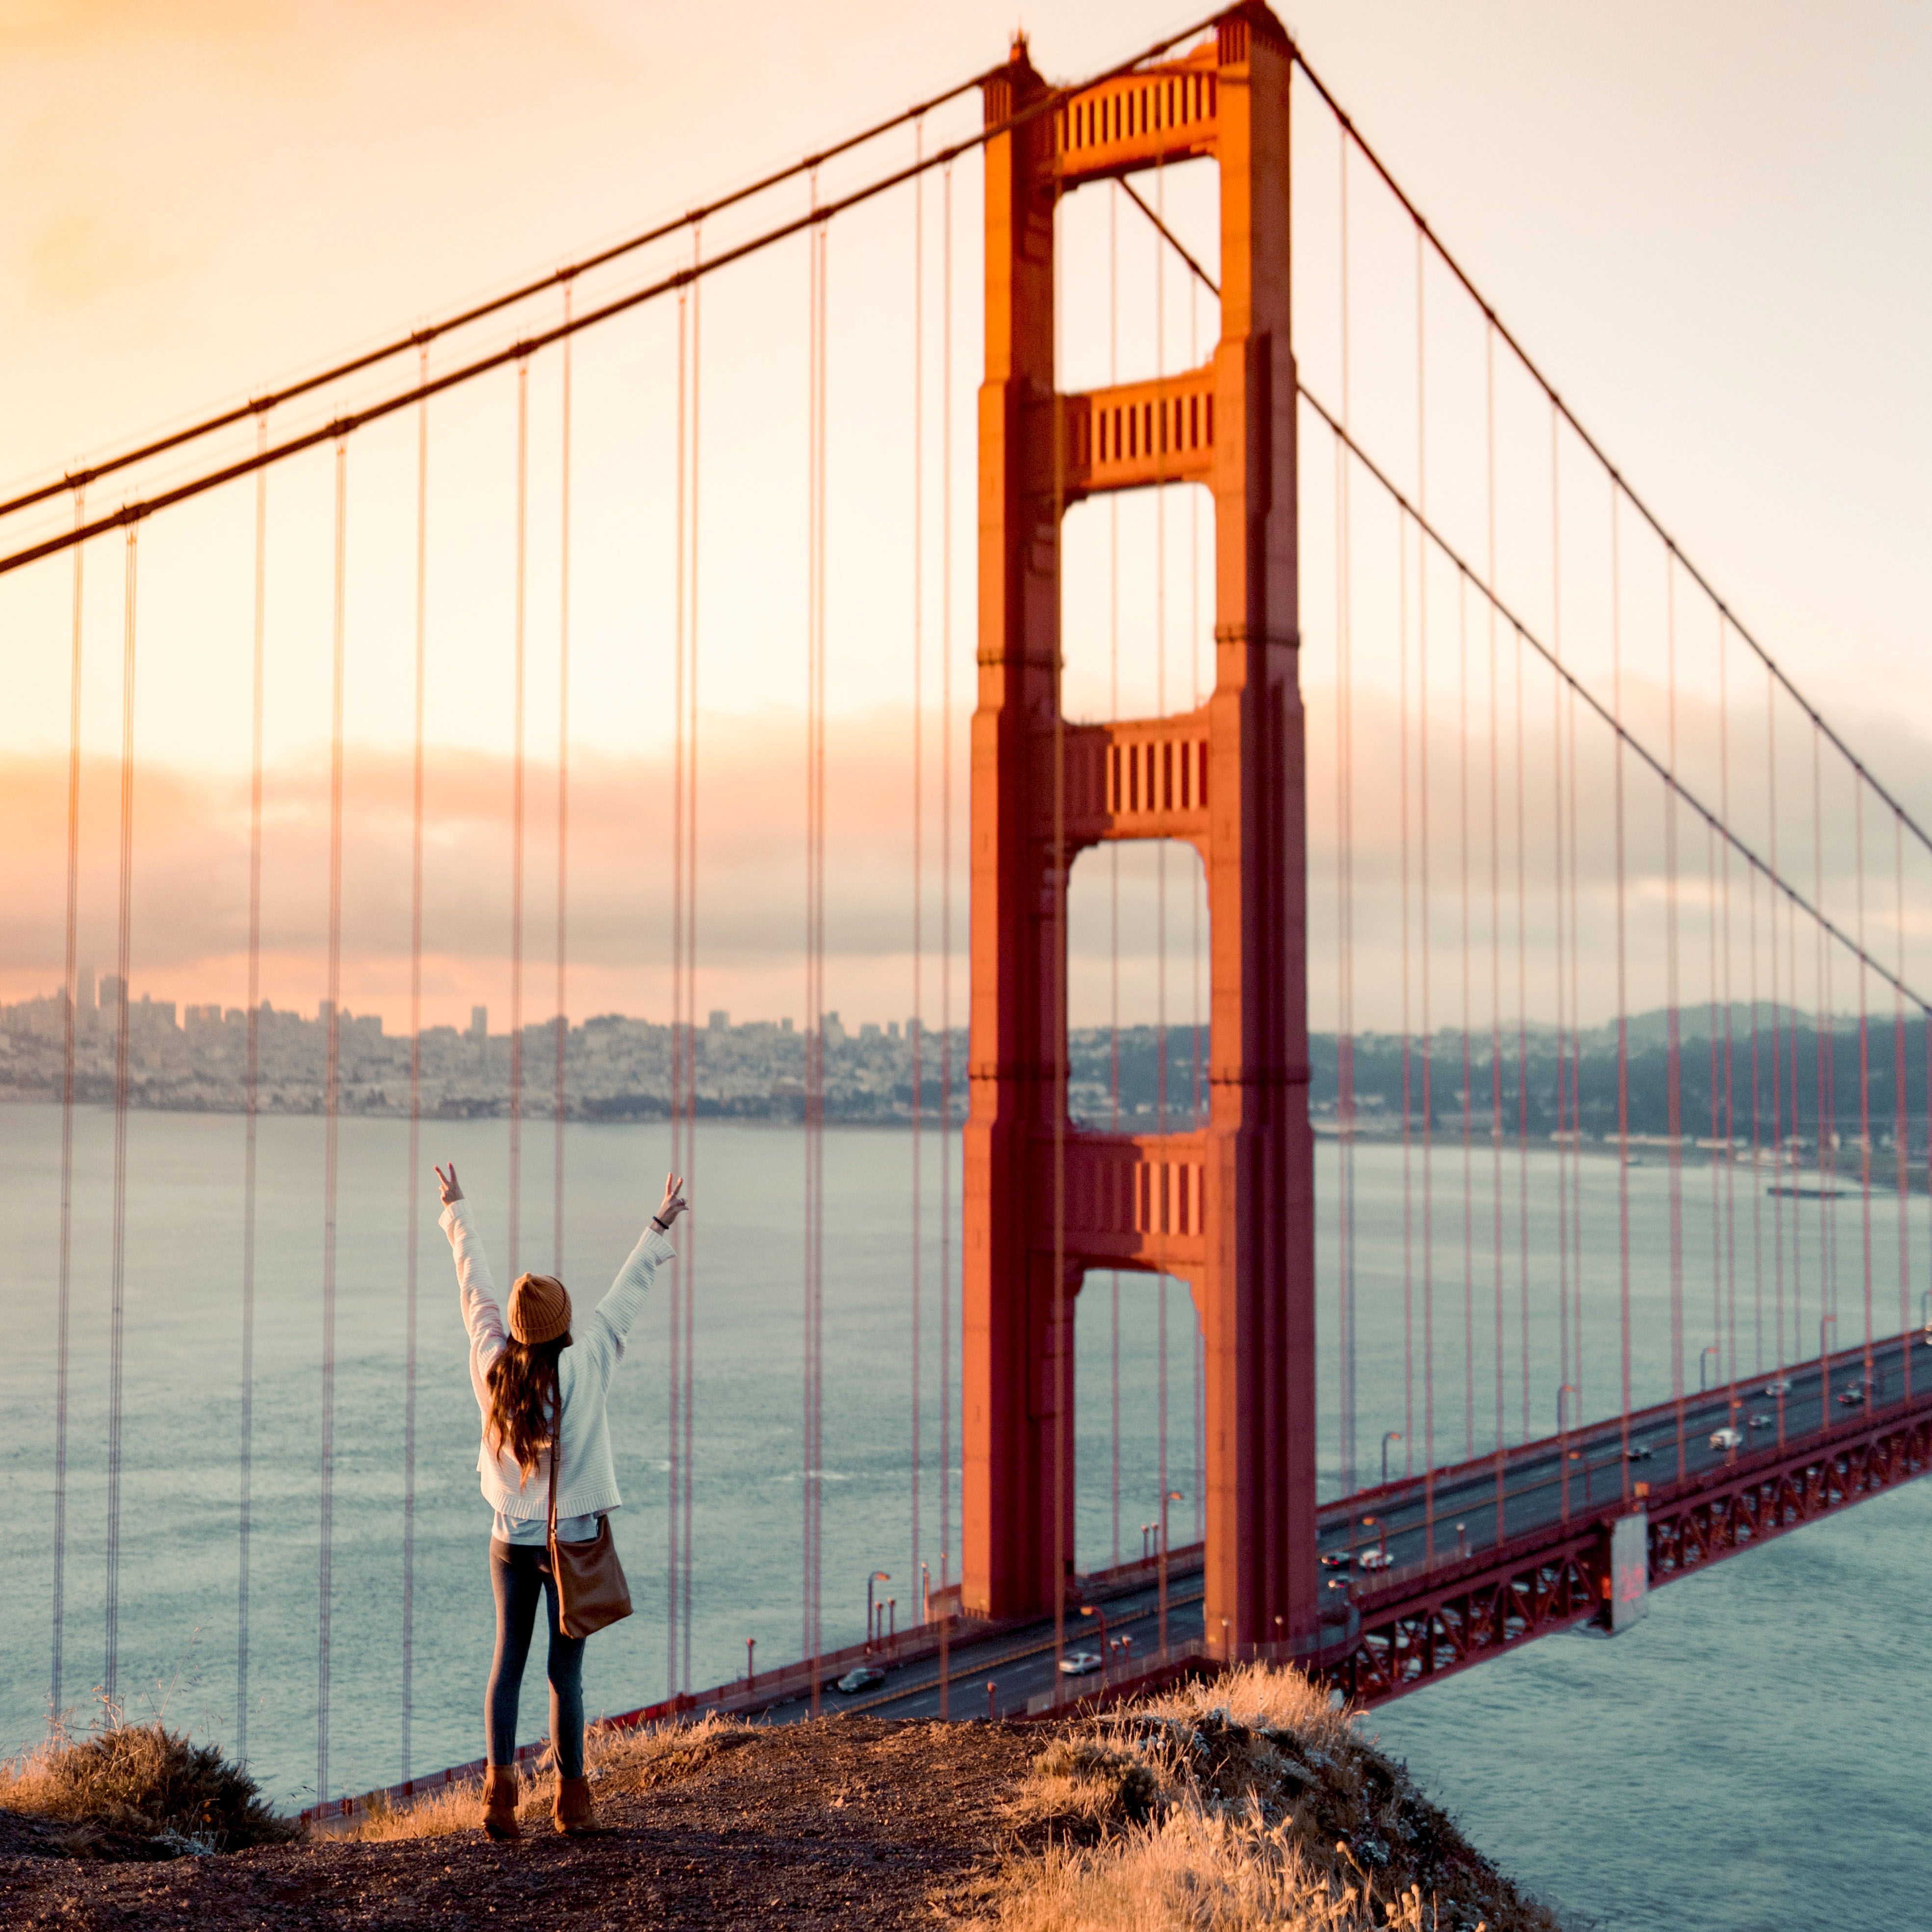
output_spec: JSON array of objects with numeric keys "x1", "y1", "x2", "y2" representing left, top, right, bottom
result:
[{"x1": 2, "y1": 1103, "x2": 1925, "y2": 1930}]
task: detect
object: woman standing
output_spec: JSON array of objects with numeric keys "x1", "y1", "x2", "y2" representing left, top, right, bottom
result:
[{"x1": 435, "y1": 1159, "x2": 688, "y2": 1840}]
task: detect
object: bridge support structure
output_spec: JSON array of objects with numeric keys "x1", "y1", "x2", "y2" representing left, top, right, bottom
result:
[{"x1": 962, "y1": 2, "x2": 1318, "y2": 1657}]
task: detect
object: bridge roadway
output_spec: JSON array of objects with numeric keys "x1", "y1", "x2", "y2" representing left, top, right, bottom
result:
[{"x1": 774, "y1": 1329, "x2": 1928, "y2": 1724}]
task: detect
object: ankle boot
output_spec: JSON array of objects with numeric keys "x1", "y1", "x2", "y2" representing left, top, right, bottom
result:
[
  {"x1": 482, "y1": 1765, "x2": 521, "y2": 1842},
  {"x1": 553, "y1": 1774, "x2": 596, "y2": 1836}
]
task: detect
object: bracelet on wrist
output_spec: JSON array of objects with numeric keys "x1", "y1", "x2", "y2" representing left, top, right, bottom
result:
[{"x1": 651, "y1": 1214, "x2": 670, "y2": 1233}]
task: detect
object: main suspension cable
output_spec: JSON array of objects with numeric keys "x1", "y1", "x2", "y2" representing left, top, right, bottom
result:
[
  {"x1": 1, "y1": 9, "x2": 1228, "y2": 582},
  {"x1": 0, "y1": 66, "x2": 1006, "y2": 526},
  {"x1": 1285, "y1": 42, "x2": 1932, "y2": 872}
]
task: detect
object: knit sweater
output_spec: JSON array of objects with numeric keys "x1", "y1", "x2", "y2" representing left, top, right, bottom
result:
[{"x1": 441, "y1": 1198, "x2": 676, "y2": 1522}]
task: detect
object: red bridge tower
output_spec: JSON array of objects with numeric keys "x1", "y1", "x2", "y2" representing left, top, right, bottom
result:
[{"x1": 963, "y1": 3, "x2": 1318, "y2": 1656}]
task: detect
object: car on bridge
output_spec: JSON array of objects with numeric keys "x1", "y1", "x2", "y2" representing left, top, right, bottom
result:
[
  {"x1": 1763, "y1": 1378, "x2": 1793, "y2": 1396},
  {"x1": 1058, "y1": 1651, "x2": 1104, "y2": 1676},
  {"x1": 1836, "y1": 1384, "x2": 1868, "y2": 1407},
  {"x1": 1709, "y1": 1426, "x2": 1744, "y2": 1449},
  {"x1": 1624, "y1": 1442, "x2": 1654, "y2": 1462},
  {"x1": 1359, "y1": 1547, "x2": 1395, "y2": 1572},
  {"x1": 1320, "y1": 1551, "x2": 1353, "y2": 1570},
  {"x1": 1749, "y1": 1412, "x2": 1775, "y2": 1430},
  {"x1": 835, "y1": 1664, "x2": 886, "y2": 1695}
]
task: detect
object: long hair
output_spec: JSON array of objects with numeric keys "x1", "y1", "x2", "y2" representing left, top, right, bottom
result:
[{"x1": 485, "y1": 1333, "x2": 571, "y2": 1488}]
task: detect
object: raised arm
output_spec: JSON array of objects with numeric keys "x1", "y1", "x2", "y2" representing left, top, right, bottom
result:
[
  {"x1": 435, "y1": 1161, "x2": 506, "y2": 1370},
  {"x1": 585, "y1": 1172, "x2": 688, "y2": 1358}
]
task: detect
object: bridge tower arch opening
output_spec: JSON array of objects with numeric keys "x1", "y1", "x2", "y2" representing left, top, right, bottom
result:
[{"x1": 964, "y1": 1, "x2": 1318, "y2": 1658}]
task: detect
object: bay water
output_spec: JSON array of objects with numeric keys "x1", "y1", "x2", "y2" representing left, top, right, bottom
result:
[{"x1": 1, "y1": 1102, "x2": 1923, "y2": 1927}]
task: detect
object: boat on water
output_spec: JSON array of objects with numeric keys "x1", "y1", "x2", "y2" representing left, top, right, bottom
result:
[{"x1": 1766, "y1": 1183, "x2": 1849, "y2": 1199}]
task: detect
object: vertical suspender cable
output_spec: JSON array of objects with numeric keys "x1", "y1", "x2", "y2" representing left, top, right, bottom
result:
[
  {"x1": 105, "y1": 522, "x2": 139, "y2": 1704},
  {"x1": 1417, "y1": 233, "x2": 1435, "y2": 1556},
  {"x1": 1549, "y1": 409, "x2": 1570, "y2": 1500},
  {"x1": 52, "y1": 487, "x2": 85, "y2": 1717},
  {"x1": 1336, "y1": 130, "x2": 1358, "y2": 1495},
  {"x1": 1816, "y1": 725, "x2": 1835, "y2": 1357},
  {"x1": 319, "y1": 438, "x2": 348, "y2": 1805},
  {"x1": 1856, "y1": 780, "x2": 1874, "y2": 1395},
  {"x1": 1108, "y1": 182, "x2": 1121, "y2": 1569},
  {"x1": 1564, "y1": 431, "x2": 1585, "y2": 1421},
  {"x1": 1514, "y1": 620, "x2": 1531, "y2": 1443},
  {"x1": 1749, "y1": 805, "x2": 1765, "y2": 1387},
  {"x1": 667, "y1": 285, "x2": 687, "y2": 1697},
  {"x1": 1895, "y1": 812, "x2": 1912, "y2": 1397},
  {"x1": 1768, "y1": 664, "x2": 1786, "y2": 1389},
  {"x1": 1188, "y1": 273, "x2": 1205, "y2": 1541},
  {"x1": 1458, "y1": 575, "x2": 1473, "y2": 1465},
  {"x1": 681, "y1": 244, "x2": 702, "y2": 1694},
  {"x1": 1153, "y1": 158, "x2": 1168, "y2": 1598},
  {"x1": 1612, "y1": 487, "x2": 1632, "y2": 1486},
  {"x1": 804, "y1": 189, "x2": 827, "y2": 1713},
  {"x1": 1398, "y1": 508, "x2": 1414, "y2": 1475},
  {"x1": 1895, "y1": 812, "x2": 1912, "y2": 1398},
  {"x1": 909, "y1": 125, "x2": 925, "y2": 1611},
  {"x1": 510, "y1": 364, "x2": 529, "y2": 1276},
  {"x1": 1051, "y1": 170, "x2": 1068, "y2": 1674},
  {"x1": 1484, "y1": 321, "x2": 1504, "y2": 1515},
  {"x1": 239, "y1": 425, "x2": 267, "y2": 1761},
  {"x1": 556, "y1": 290, "x2": 574, "y2": 1279},
  {"x1": 1666, "y1": 556, "x2": 1686, "y2": 1480},
  {"x1": 403, "y1": 363, "x2": 428, "y2": 1781},
  {"x1": 938, "y1": 158, "x2": 954, "y2": 1605},
  {"x1": 1718, "y1": 618, "x2": 1740, "y2": 1386}
]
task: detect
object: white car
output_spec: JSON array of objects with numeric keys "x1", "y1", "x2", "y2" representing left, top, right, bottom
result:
[
  {"x1": 1709, "y1": 1426, "x2": 1743, "y2": 1450},
  {"x1": 1058, "y1": 1650, "x2": 1103, "y2": 1676},
  {"x1": 1359, "y1": 1547, "x2": 1395, "y2": 1572},
  {"x1": 1763, "y1": 1379, "x2": 1792, "y2": 1397}
]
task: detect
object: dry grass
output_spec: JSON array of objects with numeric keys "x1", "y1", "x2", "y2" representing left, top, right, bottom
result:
[
  {"x1": 346, "y1": 1709, "x2": 758, "y2": 1842},
  {"x1": 0, "y1": 1713, "x2": 298, "y2": 1858},
  {"x1": 972, "y1": 1803, "x2": 1449, "y2": 1932},
  {"x1": 969, "y1": 1664, "x2": 1569, "y2": 1932}
]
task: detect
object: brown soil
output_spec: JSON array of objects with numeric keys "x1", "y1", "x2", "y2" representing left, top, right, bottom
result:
[{"x1": 0, "y1": 1717, "x2": 1040, "y2": 1931}]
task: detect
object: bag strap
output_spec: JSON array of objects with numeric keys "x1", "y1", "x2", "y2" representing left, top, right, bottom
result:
[{"x1": 546, "y1": 1365, "x2": 562, "y2": 1543}]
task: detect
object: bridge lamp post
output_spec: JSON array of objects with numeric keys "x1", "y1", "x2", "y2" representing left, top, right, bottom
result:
[
  {"x1": 1080, "y1": 1603, "x2": 1109, "y2": 1680},
  {"x1": 1699, "y1": 1344, "x2": 1721, "y2": 1393},
  {"x1": 865, "y1": 1571, "x2": 890, "y2": 1655},
  {"x1": 1381, "y1": 1431, "x2": 1402, "y2": 1484},
  {"x1": 1158, "y1": 1489, "x2": 1184, "y2": 1653},
  {"x1": 745, "y1": 1638, "x2": 755, "y2": 1691}
]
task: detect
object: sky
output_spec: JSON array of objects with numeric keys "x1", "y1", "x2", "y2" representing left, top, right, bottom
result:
[{"x1": 0, "y1": 0, "x2": 1927, "y2": 1037}]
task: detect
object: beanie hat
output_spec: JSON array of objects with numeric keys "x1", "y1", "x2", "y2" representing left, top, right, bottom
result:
[{"x1": 508, "y1": 1272, "x2": 572, "y2": 1346}]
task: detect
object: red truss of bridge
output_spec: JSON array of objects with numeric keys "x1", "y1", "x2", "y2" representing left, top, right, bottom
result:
[{"x1": 1321, "y1": 1376, "x2": 1932, "y2": 1707}]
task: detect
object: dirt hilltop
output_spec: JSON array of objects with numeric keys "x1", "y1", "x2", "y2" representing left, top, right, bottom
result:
[
  {"x1": 4, "y1": 1717, "x2": 1027, "y2": 1932},
  {"x1": 1, "y1": 1675, "x2": 1573, "y2": 1932}
]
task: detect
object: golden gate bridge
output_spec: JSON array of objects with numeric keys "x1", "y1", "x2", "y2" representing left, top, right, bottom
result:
[{"x1": 4, "y1": 2, "x2": 1929, "y2": 1820}]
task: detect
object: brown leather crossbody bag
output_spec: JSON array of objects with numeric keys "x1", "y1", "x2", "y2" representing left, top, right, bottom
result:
[{"x1": 545, "y1": 1371, "x2": 633, "y2": 1639}]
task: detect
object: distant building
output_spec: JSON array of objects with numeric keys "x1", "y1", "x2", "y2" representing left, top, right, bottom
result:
[
  {"x1": 708, "y1": 1009, "x2": 730, "y2": 1031},
  {"x1": 468, "y1": 1005, "x2": 488, "y2": 1042},
  {"x1": 100, "y1": 974, "x2": 127, "y2": 1010},
  {"x1": 78, "y1": 967, "x2": 95, "y2": 1013}
]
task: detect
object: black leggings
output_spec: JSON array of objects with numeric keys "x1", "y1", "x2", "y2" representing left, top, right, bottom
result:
[{"x1": 487, "y1": 1541, "x2": 588, "y2": 1777}]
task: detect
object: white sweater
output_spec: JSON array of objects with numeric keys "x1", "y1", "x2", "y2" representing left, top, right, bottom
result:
[{"x1": 440, "y1": 1198, "x2": 676, "y2": 1523}]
